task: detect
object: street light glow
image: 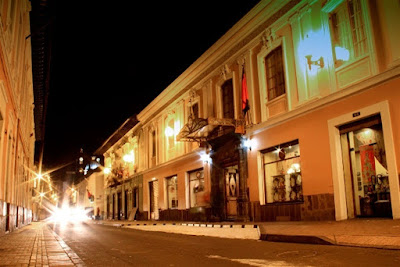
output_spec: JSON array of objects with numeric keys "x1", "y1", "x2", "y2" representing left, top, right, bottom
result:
[{"x1": 104, "y1": 167, "x2": 111, "y2": 174}]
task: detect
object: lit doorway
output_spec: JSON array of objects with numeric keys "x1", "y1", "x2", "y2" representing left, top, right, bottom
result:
[
  {"x1": 328, "y1": 101, "x2": 400, "y2": 220},
  {"x1": 149, "y1": 180, "x2": 159, "y2": 220},
  {"x1": 339, "y1": 114, "x2": 391, "y2": 218}
]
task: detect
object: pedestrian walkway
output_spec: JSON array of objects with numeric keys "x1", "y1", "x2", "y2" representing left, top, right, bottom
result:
[
  {"x1": 94, "y1": 217, "x2": 400, "y2": 250},
  {"x1": 0, "y1": 221, "x2": 84, "y2": 266}
]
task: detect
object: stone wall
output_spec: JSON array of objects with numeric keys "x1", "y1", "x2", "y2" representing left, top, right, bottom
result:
[
  {"x1": 300, "y1": 193, "x2": 335, "y2": 221},
  {"x1": 0, "y1": 200, "x2": 33, "y2": 237}
]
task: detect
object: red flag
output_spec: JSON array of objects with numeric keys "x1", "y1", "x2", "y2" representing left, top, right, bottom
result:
[
  {"x1": 241, "y1": 66, "x2": 249, "y2": 115},
  {"x1": 87, "y1": 189, "x2": 91, "y2": 198}
]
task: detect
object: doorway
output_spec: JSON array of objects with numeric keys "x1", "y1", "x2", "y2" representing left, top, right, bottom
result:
[
  {"x1": 133, "y1": 188, "x2": 138, "y2": 209},
  {"x1": 339, "y1": 114, "x2": 391, "y2": 218},
  {"x1": 117, "y1": 192, "x2": 122, "y2": 220},
  {"x1": 5, "y1": 203, "x2": 10, "y2": 232},
  {"x1": 124, "y1": 190, "x2": 128, "y2": 220},
  {"x1": 149, "y1": 180, "x2": 159, "y2": 220},
  {"x1": 112, "y1": 194, "x2": 115, "y2": 219},
  {"x1": 225, "y1": 165, "x2": 239, "y2": 219}
]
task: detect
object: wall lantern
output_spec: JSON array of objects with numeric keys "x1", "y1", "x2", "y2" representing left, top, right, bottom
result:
[
  {"x1": 243, "y1": 138, "x2": 256, "y2": 151},
  {"x1": 200, "y1": 152, "x2": 211, "y2": 163},
  {"x1": 165, "y1": 126, "x2": 174, "y2": 137},
  {"x1": 305, "y1": 54, "x2": 324, "y2": 70},
  {"x1": 104, "y1": 167, "x2": 111, "y2": 175},
  {"x1": 123, "y1": 151, "x2": 134, "y2": 163},
  {"x1": 302, "y1": 30, "x2": 326, "y2": 71}
]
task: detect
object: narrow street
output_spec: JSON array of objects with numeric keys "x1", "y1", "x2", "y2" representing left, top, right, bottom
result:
[{"x1": 50, "y1": 222, "x2": 400, "y2": 266}]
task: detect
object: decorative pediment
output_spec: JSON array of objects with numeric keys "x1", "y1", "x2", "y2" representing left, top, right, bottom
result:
[{"x1": 261, "y1": 28, "x2": 277, "y2": 49}]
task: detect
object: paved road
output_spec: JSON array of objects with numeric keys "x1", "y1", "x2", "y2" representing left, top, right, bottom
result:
[{"x1": 49, "y1": 222, "x2": 400, "y2": 267}]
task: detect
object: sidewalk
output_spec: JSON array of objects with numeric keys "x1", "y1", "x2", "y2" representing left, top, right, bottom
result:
[
  {"x1": 0, "y1": 221, "x2": 84, "y2": 266},
  {"x1": 94, "y1": 217, "x2": 400, "y2": 250}
]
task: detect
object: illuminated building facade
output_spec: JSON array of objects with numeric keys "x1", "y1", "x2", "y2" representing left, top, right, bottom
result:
[
  {"x1": 103, "y1": 0, "x2": 400, "y2": 222},
  {"x1": 0, "y1": 0, "x2": 36, "y2": 234}
]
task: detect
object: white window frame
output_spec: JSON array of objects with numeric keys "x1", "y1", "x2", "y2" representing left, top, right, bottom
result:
[
  {"x1": 321, "y1": 0, "x2": 378, "y2": 89},
  {"x1": 257, "y1": 36, "x2": 292, "y2": 121}
]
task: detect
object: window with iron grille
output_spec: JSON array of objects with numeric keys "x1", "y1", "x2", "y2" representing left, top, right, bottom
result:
[
  {"x1": 265, "y1": 46, "x2": 285, "y2": 101},
  {"x1": 221, "y1": 79, "x2": 234, "y2": 119}
]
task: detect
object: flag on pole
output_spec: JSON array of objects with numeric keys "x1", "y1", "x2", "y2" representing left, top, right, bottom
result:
[{"x1": 242, "y1": 66, "x2": 250, "y2": 116}]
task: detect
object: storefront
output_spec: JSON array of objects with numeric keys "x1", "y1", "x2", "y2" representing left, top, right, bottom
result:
[
  {"x1": 104, "y1": 174, "x2": 144, "y2": 220},
  {"x1": 248, "y1": 86, "x2": 400, "y2": 222},
  {"x1": 328, "y1": 101, "x2": 400, "y2": 220}
]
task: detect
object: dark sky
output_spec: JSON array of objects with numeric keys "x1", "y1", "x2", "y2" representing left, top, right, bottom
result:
[{"x1": 43, "y1": 1, "x2": 260, "y2": 168}]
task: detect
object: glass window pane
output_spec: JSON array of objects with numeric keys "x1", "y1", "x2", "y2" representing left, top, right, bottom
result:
[
  {"x1": 189, "y1": 169, "x2": 205, "y2": 208},
  {"x1": 166, "y1": 175, "x2": 178, "y2": 209},
  {"x1": 265, "y1": 46, "x2": 286, "y2": 101},
  {"x1": 263, "y1": 141, "x2": 302, "y2": 203}
]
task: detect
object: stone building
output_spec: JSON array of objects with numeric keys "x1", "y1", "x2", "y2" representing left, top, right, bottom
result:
[
  {"x1": 103, "y1": 0, "x2": 400, "y2": 222},
  {"x1": 0, "y1": 0, "x2": 36, "y2": 234}
]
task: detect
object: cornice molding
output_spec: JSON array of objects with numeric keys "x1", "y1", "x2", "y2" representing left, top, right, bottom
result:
[{"x1": 137, "y1": 0, "x2": 303, "y2": 125}]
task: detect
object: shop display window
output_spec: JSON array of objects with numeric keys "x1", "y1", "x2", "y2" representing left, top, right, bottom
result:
[
  {"x1": 188, "y1": 169, "x2": 205, "y2": 208},
  {"x1": 166, "y1": 175, "x2": 178, "y2": 209},
  {"x1": 262, "y1": 140, "x2": 303, "y2": 204}
]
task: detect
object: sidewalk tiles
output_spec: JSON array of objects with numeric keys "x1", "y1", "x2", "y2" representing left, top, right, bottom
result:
[{"x1": 0, "y1": 221, "x2": 84, "y2": 267}]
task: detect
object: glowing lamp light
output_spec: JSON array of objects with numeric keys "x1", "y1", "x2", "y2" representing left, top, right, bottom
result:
[
  {"x1": 243, "y1": 139, "x2": 256, "y2": 151},
  {"x1": 37, "y1": 174, "x2": 43, "y2": 180},
  {"x1": 123, "y1": 151, "x2": 134, "y2": 163},
  {"x1": 200, "y1": 153, "x2": 211, "y2": 163},
  {"x1": 104, "y1": 167, "x2": 111, "y2": 175},
  {"x1": 165, "y1": 126, "x2": 174, "y2": 137},
  {"x1": 335, "y1": 46, "x2": 350, "y2": 61},
  {"x1": 287, "y1": 163, "x2": 301, "y2": 174},
  {"x1": 39, "y1": 192, "x2": 45, "y2": 197}
]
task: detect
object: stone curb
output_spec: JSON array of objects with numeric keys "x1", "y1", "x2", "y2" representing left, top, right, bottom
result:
[
  {"x1": 47, "y1": 225, "x2": 86, "y2": 265},
  {"x1": 100, "y1": 221, "x2": 258, "y2": 229},
  {"x1": 95, "y1": 221, "x2": 400, "y2": 250}
]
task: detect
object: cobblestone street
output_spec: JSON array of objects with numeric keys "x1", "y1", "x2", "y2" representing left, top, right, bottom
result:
[{"x1": 0, "y1": 222, "x2": 84, "y2": 266}]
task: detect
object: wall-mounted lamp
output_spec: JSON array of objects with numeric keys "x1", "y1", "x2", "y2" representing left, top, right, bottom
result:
[
  {"x1": 165, "y1": 126, "x2": 174, "y2": 137},
  {"x1": 104, "y1": 167, "x2": 111, "y2": 175},
  {"x1": 123, "y1": 151, "x2": 134, "y2": 163},
  {"x1": 305, "y1": 55, "x2": 324, "y2": 70},
  {"x1": 243, "y1": 139, "x2": 255, "y2": 151},
  {"x1": 200, "y1": 153, "x2": 211, "y2": 163}
]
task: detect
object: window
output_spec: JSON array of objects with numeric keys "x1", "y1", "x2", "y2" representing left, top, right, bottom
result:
[
  {"x1": 221, "y1": 79, "x2": 234, "y2": 119},
  {"x1": 151, "y1": 130, "x2": 156, "y2": 158},
  {"x1": 329, "y1": 0, "x2": 367, "y2": 67},
  {"x1": 262, "y1": 140, "x2": 303, "y2": 204},
  {"x1": 191, "y1": 102, "x2": 199, "y2": 119},
  {"x1": 188, "y1": 169, "x2": 205, "y2": 208},
  {"x1": 166, "y1": 175, "x2": 178, "y2": 209},
  {"x1": 167, "y1": 119, "x2": 175, "y2": 149},
  {"x1": 265, "y1": 46, "x2": 285, "y2": 101}
]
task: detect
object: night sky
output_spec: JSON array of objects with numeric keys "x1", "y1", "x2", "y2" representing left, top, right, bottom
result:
[{"x1": 43, "y1": 1, "x2": 260, "y2": 168}]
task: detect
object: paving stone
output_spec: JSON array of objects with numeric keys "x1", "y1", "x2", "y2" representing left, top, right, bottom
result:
[{"x1": 0, "y1": 222, "x2": 84, "y2": 266}]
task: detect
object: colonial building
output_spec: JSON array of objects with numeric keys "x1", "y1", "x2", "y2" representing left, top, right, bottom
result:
[
  {"x1": 103, "y1": 0, "x2": 400, "y2": 222},
  {"x1": 0, "y1": 0, "x2": 36, "y2": 234}
]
